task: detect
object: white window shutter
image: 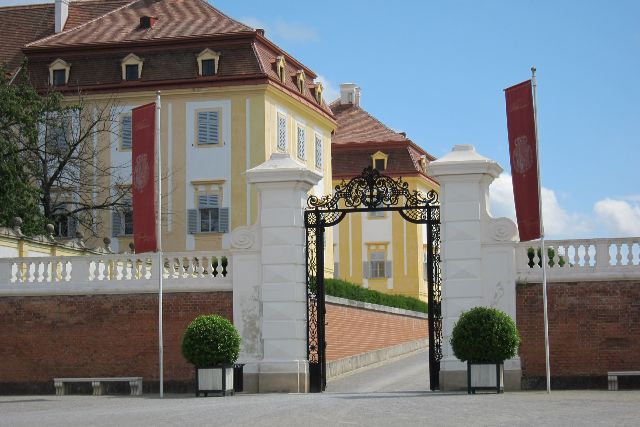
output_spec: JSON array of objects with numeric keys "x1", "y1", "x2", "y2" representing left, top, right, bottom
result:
[
  {"x1": 218, "y1": 207, "x2": 229, "y2": 233},
  {"x1": 112, "y1": 211, "x2": 122, "y2": 237},
  {"x1": 187, "y1": 209, "x2": 199, "y2": 234},
  {"x1": 277, "y1": 113, "x2": 287, "y2": 152},
  {"x1": 197, "y1": 111, "x2": 219, "y2": 145},
  {"x1": 121, "y1": 115, "x2": 132, "y2": 149},
  {"x1": 68, "y1": 216, "x2": 78, "y2": 237},
  {"x1": 334, "y1": 262, "x2": 339, "y2": 278},
  {"x1": 385, "y1": 261, "x2": 392, "y2": 278}
]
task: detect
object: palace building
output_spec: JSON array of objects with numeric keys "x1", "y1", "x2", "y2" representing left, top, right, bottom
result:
[
  {"x1": 331, "y1": 84, "x2": 439, "y2": 301},
  {"x1": 0, "y1": 0, "x2": 336, "y2": 255}
]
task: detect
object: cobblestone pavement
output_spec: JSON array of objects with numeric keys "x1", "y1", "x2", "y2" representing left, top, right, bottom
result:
[{"x1": 2, "y1": 351, "x2": 639, "y2": 427}]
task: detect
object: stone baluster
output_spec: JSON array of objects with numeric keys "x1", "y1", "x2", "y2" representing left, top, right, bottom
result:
[
  {"x1": 627, "y1": 240, "x2": 635, "y2": 265},
  {"x1": 615, "y1": 242, "x2": 623, "y2": 266}
]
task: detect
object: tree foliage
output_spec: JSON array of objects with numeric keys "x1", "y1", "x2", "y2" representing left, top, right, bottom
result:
[{"x1": 0, "y1": 64, "x2": 130, "y2": 237}]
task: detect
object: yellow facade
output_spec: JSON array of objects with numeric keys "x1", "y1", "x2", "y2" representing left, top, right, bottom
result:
[
  {"x1": 333, "y1": 176, "x2": 437, "y2": 302},
  {"x1": 82, "y1": 84, "x2": 334, "y2": 256}
]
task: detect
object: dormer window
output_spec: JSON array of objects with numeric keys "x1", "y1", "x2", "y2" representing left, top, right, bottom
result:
[
  {"x1": 53, "y1": 69, "x2": 66, "y2": 86},
  {"x1": 126, "y1": 64, "x2": 139, "y2": 81},
  {"x1": 296, "y1": 70, "x2": 305, "y2": 93},
  {"x1": 371, "y1": 151, "x2": 389, "y2": 171},
  {"x1": 196, "y1": 49, "x2": 220, "y2": 76},
  {"x1": 121, "y1": 53, "x2": 143, "y2": 81},
  {"x1": 48, "y1": 58, "x2": 70, "y2": 86},
  {"x1": 276, "y1": 56, "x2": 286, "y2": 82},
  {"x1": 314, "y1": 82, "x2": 324, "y2": 104}
]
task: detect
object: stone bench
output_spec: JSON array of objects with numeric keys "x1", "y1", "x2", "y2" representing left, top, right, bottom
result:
[
  {"x1": 54, "y1": 377, "x2": 143, "y2": 396},
  {"x1": 607, "y1": 371, "x2": 640, "y2": 391}
]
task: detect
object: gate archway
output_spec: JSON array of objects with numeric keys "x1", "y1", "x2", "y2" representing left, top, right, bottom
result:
[{"x1": 304, "y1": 166, "x2": 442, "y2": 392}]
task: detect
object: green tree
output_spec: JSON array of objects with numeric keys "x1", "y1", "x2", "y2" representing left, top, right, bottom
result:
[{"x1": 0, "y1": 65, "x2": 130, "y2": 237}]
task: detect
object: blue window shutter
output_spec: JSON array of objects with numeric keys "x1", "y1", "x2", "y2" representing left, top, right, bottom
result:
[
  {"x1": 198, "y1": 194, "x2": 219, "y2": 209},
  {"x1": 197, "y1": 111, "x2": 219, "y2": 145},
  {"x1": 208, "y1": 111, "x2": 219, "y2": 144},
  {"x1": 121, "y1": 115, "x2": 132, "y2": 149},
  {"x1": 197, "y1": 194, "x2": 208, "y2": 208},
  {"x1": 188, "y1": 209, "x2": 198, "y2": 234},
  {"x1": 386, "y1": 261, "x2": 392, "y2": 278},
  {"x1": 68, "y1": 216, "x2": 78, "y2": 237},
  {"x1": 218, "y1": 207, "x2": 229, "y2": 233},
  {"x1": 197, "y1": 112, "x2": 208, "y2": 145},
  {"x1": 112, "y1": 211, "x2": 122, "y2": 237},
  {"x1": 363, "y1": 261, "x2": 370, "y2": 279}
]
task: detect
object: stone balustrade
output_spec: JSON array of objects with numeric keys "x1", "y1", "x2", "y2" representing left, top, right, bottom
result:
[
  {"x1": 516, "y1": 237, "x2": 640, "y2": 282},
  {"x1": 0, "y1": 251, "x2": 232, "y2": 295}
]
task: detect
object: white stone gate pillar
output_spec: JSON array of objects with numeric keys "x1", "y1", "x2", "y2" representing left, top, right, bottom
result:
[
  {"x1": 428, "y1": 145, "x2": 521, "y2": 391},
  {"x1": 244, "y1": 153, "x2": 321, "y2": 393}
]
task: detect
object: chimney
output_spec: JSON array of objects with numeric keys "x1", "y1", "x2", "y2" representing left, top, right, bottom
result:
[
  {"x1": 139, "y1": 16, "x2": 158, "y2": 29},
  {"x1": 55, "y1": 0, "x2": 69, "y2": 33},
  {"x1": 339, "y1": 83, "x2": 361, "y2": 106}
]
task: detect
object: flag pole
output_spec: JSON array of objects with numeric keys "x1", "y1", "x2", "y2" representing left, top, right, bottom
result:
[
  {"x1": 531, "y1": 67, "x2": 551, "y2": 394},
  {"x1": 156, "y1": 90, "x2": 164, "y2": 398}
]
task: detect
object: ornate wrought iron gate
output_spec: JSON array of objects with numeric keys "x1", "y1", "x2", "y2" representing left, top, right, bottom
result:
[{"x1": 304, "y1": 167, "x2": 442, "y2": 392}]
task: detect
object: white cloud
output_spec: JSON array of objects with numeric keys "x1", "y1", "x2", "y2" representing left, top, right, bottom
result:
[
  {"x1": 238, "y1": 16, "x2": 267, "y2": 31},
  {"x1": 273, "y1": 19, "x2": 318, "y2": 43},
  {"x1": 489, "y1": 174, "x2": 591, "y2": 239},
  {"x1": 594, "y1": 198, "x2": 640, "y2": 236},
  {"x1": 238, "y1": 16, "x2": 318, "y2": 44},
  {"x1": 314, "y1": 75, "x2": 339, "y2": 103}
]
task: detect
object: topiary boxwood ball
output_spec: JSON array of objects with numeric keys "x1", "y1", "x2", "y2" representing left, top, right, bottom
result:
[
  {"x1": 450, "y1": 307, "x2": 520, "y2": 363},
  {"x1": 181, "y1": 314, "x2": 241, "y2": 368}
]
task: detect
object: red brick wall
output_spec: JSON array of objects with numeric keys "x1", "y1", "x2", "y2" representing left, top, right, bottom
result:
[
  {"x1": 517, "y1": 281, "x2": 640, "y2": 387},
  {"x1": 0, "y1": 292, "x2": 232, "y2": 393},
  {"x1": 325, "y1": 302, "x2": 428, "y2": 361}
]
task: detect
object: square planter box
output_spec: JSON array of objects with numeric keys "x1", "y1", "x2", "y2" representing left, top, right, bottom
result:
[
  {"x1": 467, "y1": 362, "x2": 504, "y2": 394},
  {"x1": 195, "y1": 366, "x2": 234, "y2": 397}
]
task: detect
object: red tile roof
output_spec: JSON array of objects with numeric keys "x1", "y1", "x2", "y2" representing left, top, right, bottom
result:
[
  {"x1": 1, "y1": 0, "x2": 332, "y2": 119},
  {"x1": 0, "y1": 1, "x2": 130, "y2": 73},
  {"x1": 330, "y1": 100, "x2": 437, "y2": 184},
  {"x1": 27, "y1": 0, "x2": 253, "y2": 49},
  {"x1": 330, "y1": 101, "x2": 408, "y2": 145}
]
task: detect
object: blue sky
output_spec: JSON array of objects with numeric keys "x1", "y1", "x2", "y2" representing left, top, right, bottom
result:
[{"x1": 7, "y1": 0, "x2": 640, "y2": 239}]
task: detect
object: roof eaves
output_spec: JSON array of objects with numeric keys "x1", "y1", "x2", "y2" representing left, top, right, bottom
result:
[{"x1": 255, "y1": 33, "x2": 317, "y2": 79}]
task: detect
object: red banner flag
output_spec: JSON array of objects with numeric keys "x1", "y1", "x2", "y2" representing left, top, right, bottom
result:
[
  {"x1": 505, "y1": 80, "x2": 541, "y2": 242},
  {"x1": 132, "y1": 102, "x2": 157, "y2": 253}
]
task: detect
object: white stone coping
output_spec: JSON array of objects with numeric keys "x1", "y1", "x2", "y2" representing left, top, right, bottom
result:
[
  {"x1": 325, "y1": 295, "x2": 428, "y2": 319},
  {"x1": 326, "y1": 338, "x2": 427, "y2": 380},
  {"x1": 0, "y1": 282, "x2": 232, "y2": 296}
]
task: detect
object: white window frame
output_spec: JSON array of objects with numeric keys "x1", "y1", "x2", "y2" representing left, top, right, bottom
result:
[
  {"x1": 196, "y1": 48, "x2": 221, "y2": 76},
  {"x1": 121, "y1": 53, "x2": 143, "y2": 81}
]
